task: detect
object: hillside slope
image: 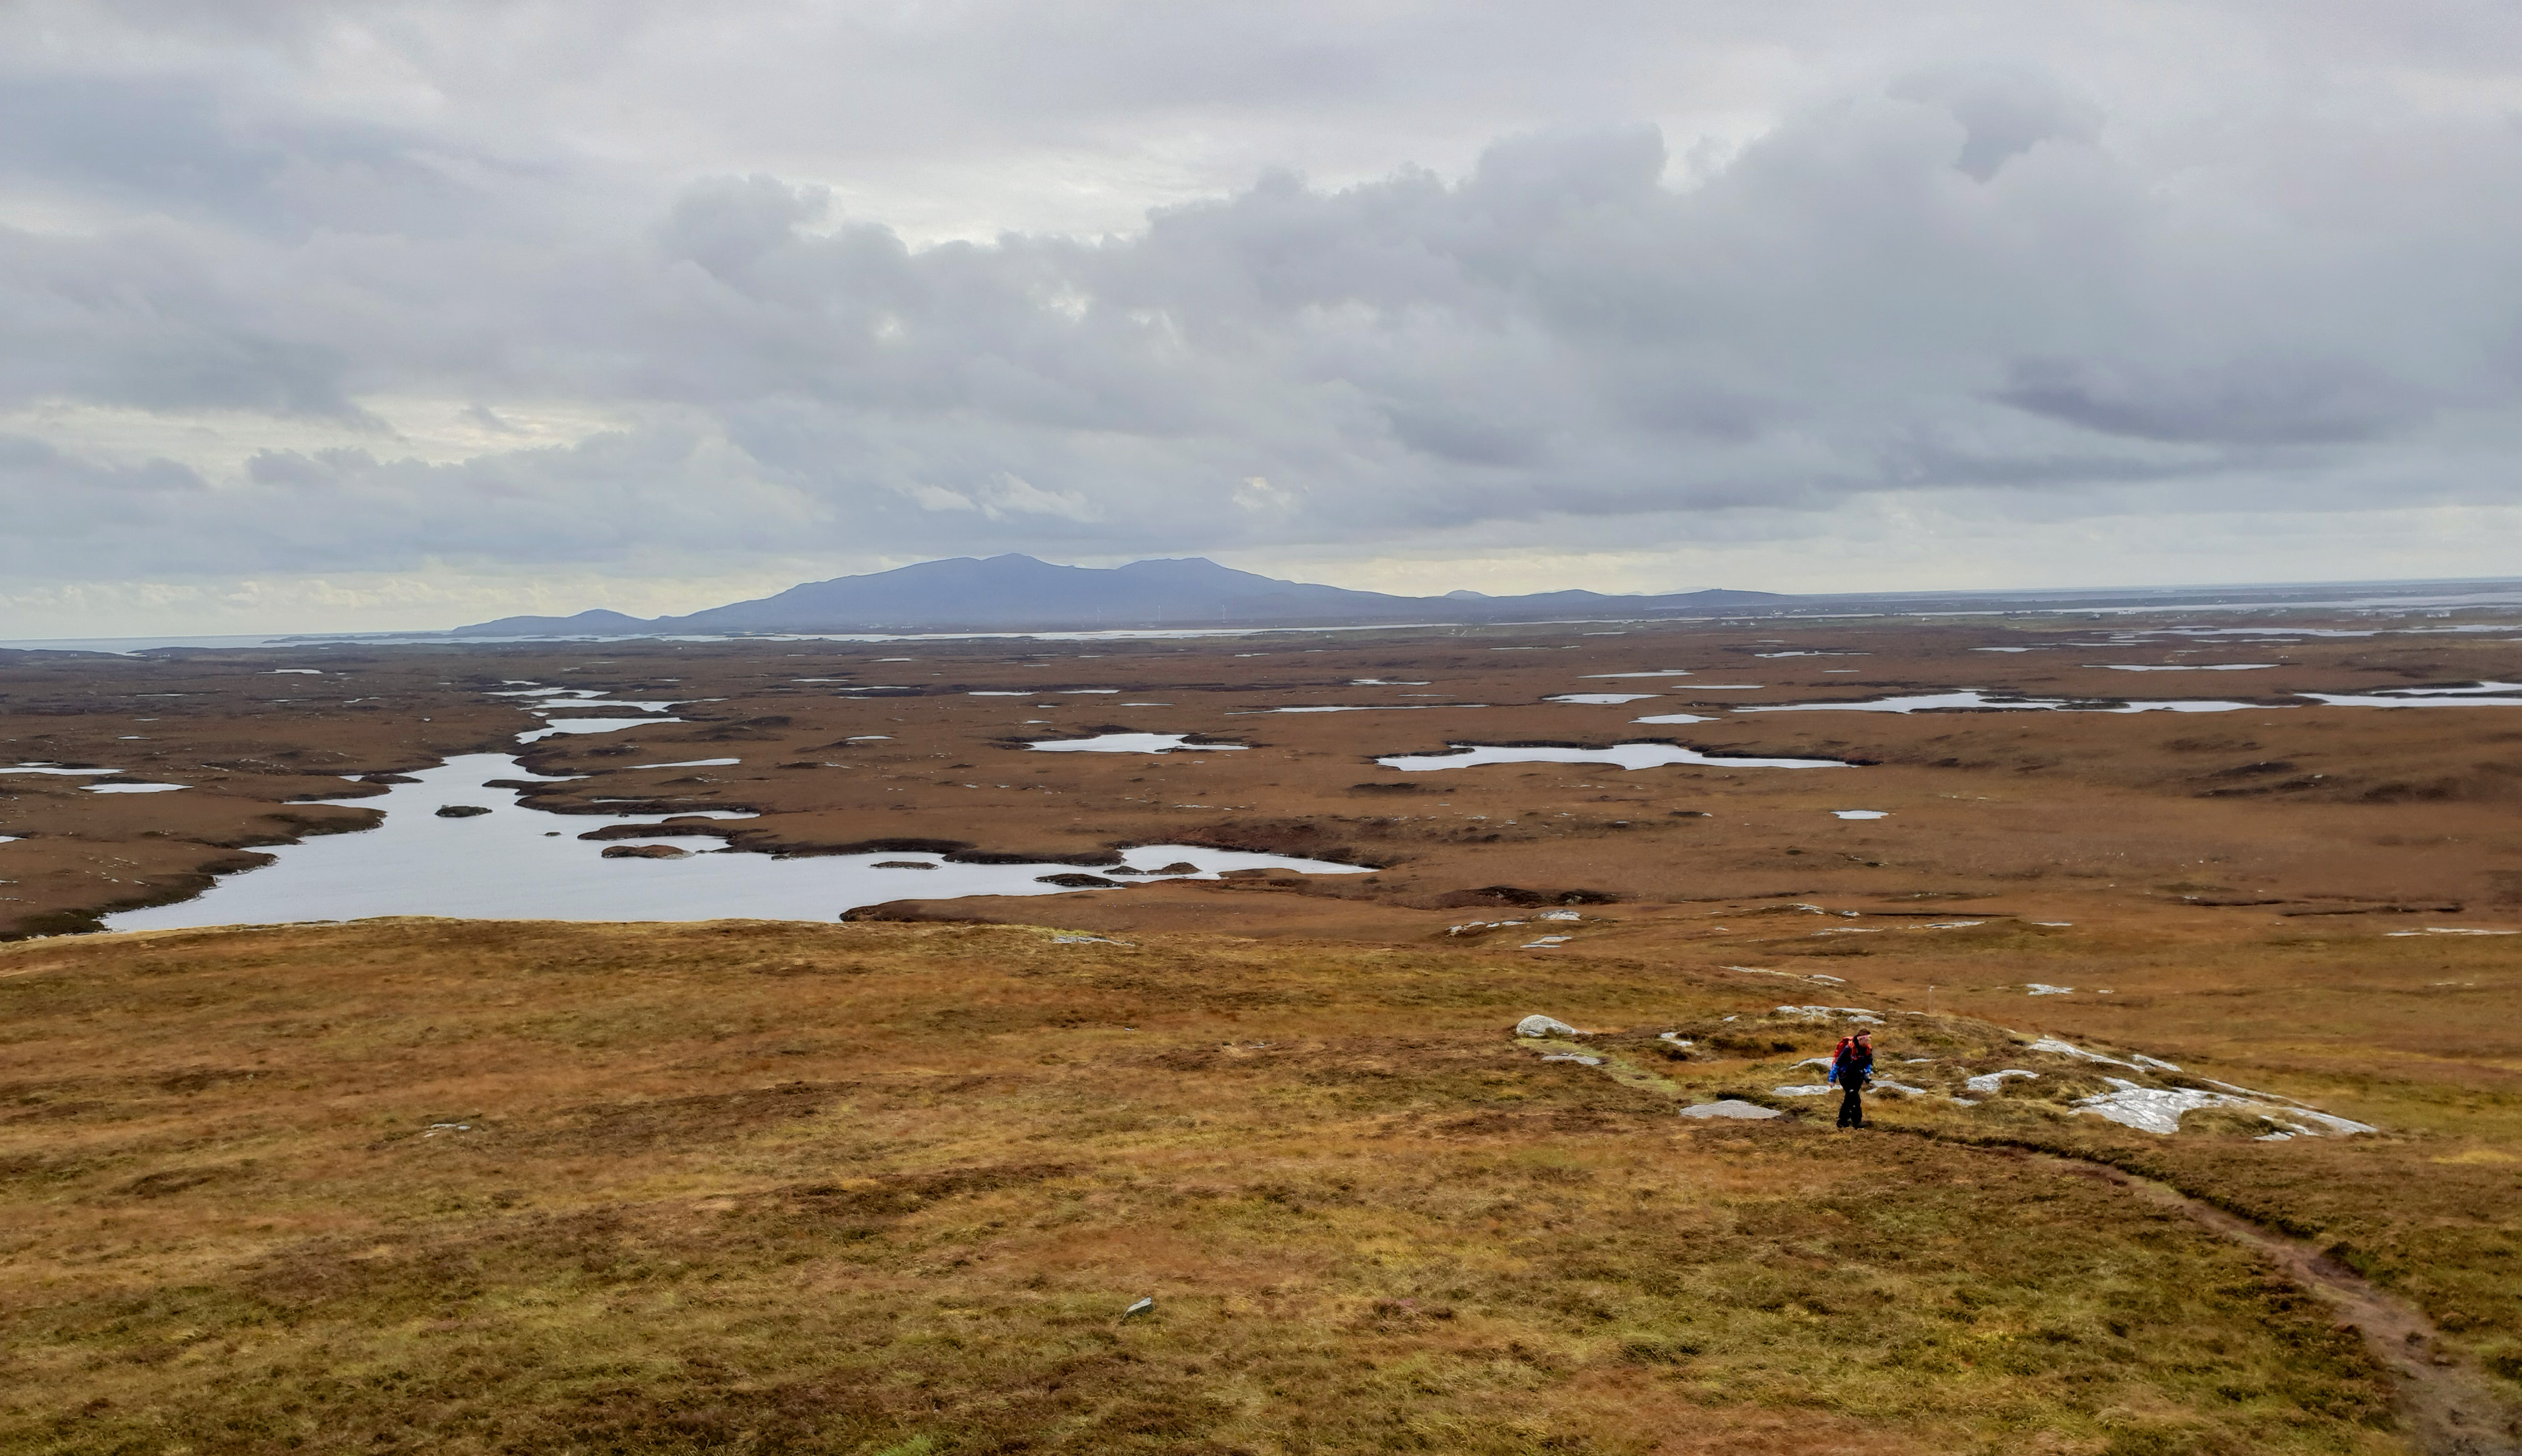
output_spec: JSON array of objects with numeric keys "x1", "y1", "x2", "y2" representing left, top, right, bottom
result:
[{"x1": 9, "y1": 919, "x2": 2500, "y2": 1455}]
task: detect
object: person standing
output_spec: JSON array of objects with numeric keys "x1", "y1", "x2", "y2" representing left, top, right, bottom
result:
[{"x1": 1830, "y1": 1029, "x2": 1874, "y2": 1130}]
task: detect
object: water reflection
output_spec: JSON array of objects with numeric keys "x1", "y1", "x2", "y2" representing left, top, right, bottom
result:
[{"x1": 105, "y1": 754, "x2": 1359, "y2": 931}]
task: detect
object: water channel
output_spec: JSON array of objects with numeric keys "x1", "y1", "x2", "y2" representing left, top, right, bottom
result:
[{"x1": 103, "y1": 752, "x2": 1365, "y2": 931}]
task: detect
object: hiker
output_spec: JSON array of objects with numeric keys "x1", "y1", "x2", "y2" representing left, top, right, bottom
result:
[{"x1": 1828, "y1": 1029, "x2": 1874, "y2": 1129}]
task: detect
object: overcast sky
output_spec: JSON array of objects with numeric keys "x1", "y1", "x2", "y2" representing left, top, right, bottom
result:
[{"x1": 6, "y1": 1, "x2": 2522, "y2": 636}]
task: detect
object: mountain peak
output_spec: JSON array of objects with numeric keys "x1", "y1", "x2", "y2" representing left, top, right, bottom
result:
[{"x1": 447, "y1": 556, "x2": 1786, "y2": 635}]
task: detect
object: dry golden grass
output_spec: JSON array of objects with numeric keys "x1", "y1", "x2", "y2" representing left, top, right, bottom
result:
[
  {"x1": 0, "y1": 919, "x2": 2443, "y2": 1455},
  {"x1": 1470, "y1": 913, "x2": 2522, "y2": 1393}
]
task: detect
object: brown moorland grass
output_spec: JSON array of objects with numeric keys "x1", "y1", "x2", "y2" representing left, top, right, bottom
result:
[
  {"x1": 0, "y1": 918, "x2": 2442, "y2": 1455},
  {"x1": 1424, "y1": 912, "x2": 2522, "y2": 1392},
  {"x1": 11, "y1": 611, "x2": 2522, "y2": 939}
]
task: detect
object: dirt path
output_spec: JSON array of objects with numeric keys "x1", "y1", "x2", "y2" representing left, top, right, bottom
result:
[
  {"x1": 1661, "y1": 1075, "x2": 2521, "y2": 1453},
  {"x1": 2043, "y1": 1156, "x2": 2521, "y2": 1456}
]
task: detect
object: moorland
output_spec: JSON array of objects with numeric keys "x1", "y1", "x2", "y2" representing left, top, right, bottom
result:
[{"x1": 3, "y1": 609, "x2": 2519, "y2": 1453}]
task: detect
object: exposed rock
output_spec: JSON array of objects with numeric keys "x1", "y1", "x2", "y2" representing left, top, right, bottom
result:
[
  {"x1": 1680, "y1": 1100, "x2": 1782, "y2": 1120},
  {"x1": 434, "y1": 805, "x2": 492, "y2": 819},
  {"x1": 2025, "y1": 1036, "x2": 2177, "y2": 1070},
  {"x1": 1514, "y1": 1014, "x2": 1583, "y2": 1038},
  {"x1": 602, "y1": 844, "x2": 689, "y2": 859},
  {"x1": 1773, "y1": 1004, "x2": 1884, "y2": 1024},
  {"x1": 1035, "y1": 872, "x2": 1121, "y2": 888},
  {"x1": 2075, "y1": 1077, "x2": 2376, "y2": 1137},
  {"x1": 871, "y1": 860, "x2": 936, "y2": 869}
]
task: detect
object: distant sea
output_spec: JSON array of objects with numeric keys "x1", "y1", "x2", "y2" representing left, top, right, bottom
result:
[
  {"x1": 0, "y1": 634, "x2": 323, "y2": 654},
  {"x1": 9, "y1": 575, "x2": 2522, "y2": 657},
  {"x1": 0, "y1": 624, "x2": 1445, "y2": 655}
]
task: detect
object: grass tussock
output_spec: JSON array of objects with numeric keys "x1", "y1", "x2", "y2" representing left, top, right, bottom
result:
[{"x1": 0, "y1": 920, "x2": 2437, "y2": 1453}]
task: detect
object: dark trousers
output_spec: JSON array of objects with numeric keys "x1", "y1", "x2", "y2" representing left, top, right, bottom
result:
[{"x1": 1836, "y1": 1084, "x2": 1865, "y2": 1128}]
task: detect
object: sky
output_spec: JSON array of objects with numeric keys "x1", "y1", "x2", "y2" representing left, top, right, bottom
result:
[{"x1": 6, "y1": 0, "x2": 2522, "y2": 637}]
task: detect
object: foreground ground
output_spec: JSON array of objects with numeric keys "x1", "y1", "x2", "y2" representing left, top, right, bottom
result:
[
  {"x1": 4, "y1": 916, "x2": 2518, "y2": 1454},
  {"x1": 4, "y1": 612, "x2": 2521, "y2": 1450}
]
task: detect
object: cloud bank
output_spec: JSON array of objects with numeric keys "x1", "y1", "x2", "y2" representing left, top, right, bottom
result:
[{"x1": 6, "y1": 1, "x2": 2522, "y2": 634}]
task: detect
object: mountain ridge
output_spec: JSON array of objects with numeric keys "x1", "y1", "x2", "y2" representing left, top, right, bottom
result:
[{"x1": 449, "y1": 555, "x2": 1788, "y2": 636}]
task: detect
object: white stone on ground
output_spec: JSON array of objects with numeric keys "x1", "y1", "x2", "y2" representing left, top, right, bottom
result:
[
  {"x1": 2028, "y1": 1036, "x2": 2140, "y2": 1068},
  {"x1": 1680, "y1": 1101, "x2": 1781, "y2": 1120},
  {"x1": 2072, "y1": 1077, "x2": 2376, "y2": 1136},
  {"x1": 1774, "y1": 1004, "x2": 1884, "y2": 1023}
]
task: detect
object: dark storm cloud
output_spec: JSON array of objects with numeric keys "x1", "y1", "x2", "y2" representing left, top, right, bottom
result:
[
  {"x1": 1993, "y1": 356, "x2": 2434, "y2": 446},
  {"x1": 4, "y1": 0, "x2": 2522, "y2": 599}
]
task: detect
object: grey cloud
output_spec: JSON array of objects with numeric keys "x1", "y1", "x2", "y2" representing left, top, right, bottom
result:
[
  {"x1": 0, "y1": 230, "x2": 370, "y2": 418},
  {"x1": 0, "y1": 434, "x2": 208, "y2": 543},
  {"x1": 657, "y1": 174, "x2": 834, "y2": 285},
  {"x1": 1994, "y1": 356, "x2": 2434, "y2": 445},
  {"x1": 6, "y1": 1, "x2": 2522, "y2": 605},
  {"x1": 3, "y1": 423, "x2": 821, "y2": 576},
  {"x1": 0, "y1": 68, "x2": 531, "y2": 242},
  {"x1": 1892, "y1": 68, "x2": 2100, "y2": 182}
]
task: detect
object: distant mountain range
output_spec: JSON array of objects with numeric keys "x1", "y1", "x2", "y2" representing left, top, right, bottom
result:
[
  {"x1": 449, "y1": 555, "x2": 1791, "y2": 636},
  {"x1": 444, "y1": 557, "x2": 2522, "y2": 640}
]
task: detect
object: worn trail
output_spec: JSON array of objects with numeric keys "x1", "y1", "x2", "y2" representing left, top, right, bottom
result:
[
  {"x1": 1851, "y1": 1113, "x2": 2522, "y2": 1455},
  {"x1": 1849, "y1": 1108, "x2": 2521, "y2": 1453},
  {"x1": 1599, "y1": 1036, "x2": 2519, "y2": 1452},
  {"x1": 2046, "y1": 1158, "x2": 2521, "y2": 1456},
  {"x1": 1564, "y1": 1003, "x2": 2520, "y2": 1451}
]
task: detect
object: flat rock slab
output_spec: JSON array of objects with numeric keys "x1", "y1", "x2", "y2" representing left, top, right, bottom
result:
[{"x1": 1680, "y1": 1100, "x2": 1783, "y2": 1120}]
